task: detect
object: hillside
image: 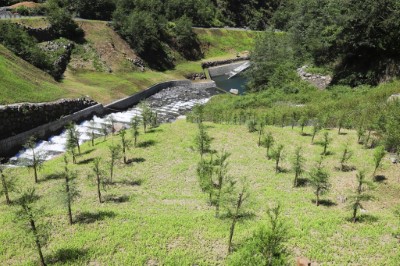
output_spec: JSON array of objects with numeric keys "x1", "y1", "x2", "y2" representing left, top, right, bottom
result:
[
  {"x1": 0, "y1": 44, "x2": 67, "y2": 105},
  {"x1": 1, "y1": 19, "x2": 256, "y2": 104},
  {"x1": 1, "y1": 119, "x2": 399, "y2": 265}
]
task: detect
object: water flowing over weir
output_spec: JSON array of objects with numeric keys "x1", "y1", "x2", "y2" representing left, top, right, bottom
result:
[{"x1": 9, "y1": 85, "x2": 223, "y2": 165}]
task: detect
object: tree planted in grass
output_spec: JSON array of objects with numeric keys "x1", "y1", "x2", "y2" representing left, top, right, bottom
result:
[
  {"x1": 16, "y1": 188, "x2": 47, "y2": 266},
  {"x1": 119, "y1": 129, "x2": 132, "y2": 164},
  {"x1": 214, "y1": 150, "x2": 232, "y2": 217},
  {"x1": 130, "y1": 116, "x2": 140, "y2": 147},
  {"x1": 196, "y1": 158, "x2": 215, "y2": 204},
  {"x1": 348, "y1": 171, "x2": 373, "y2": 222},
  {"x1": 140, "y1": 101, "x2": 152, "y2": 133},
  {"x1": 247, "y1": 119, "x2": 257, "y2": 133},
  {"x1": 0, "y1": 162, "x2": 14, "y2": 205},
  {"x1": 62, "y1": 156, "x2": 79, "y2": 225},
  {"x1": 109, "y1": 144, "x2": 121, "y2": 183},
  {"x1": 311, "y1": 121, "x2": 321, "y2": 144},
  {"x1": 373, "y1": 146, "x2": 386, "y2": 177},
  {"x1": 263, "y1": 132, "x2": 274, "y2": 160},
  {"x1": 92, "y1": 158, "x2": 105, "y2": 203},
  {"x1": 309, "y1": 165, "x2": 331, "y2": 206},
  {"x1": 299, "y1": 116, "x2": 307, "y2": 134},
  {"x1": 227, "y1": 178, "x2": 250, "y2": 253},
  {"x1": 292, "y1": 147, "x2": 305, "y2": 187},
  {"x1": 257, "y1": 122, "x2": 265, "y2": 147},
  {"x1": 339, "y1": 144, "x2": 353, "y2": 171},
  {"x1": 194, "y1": 123, "x2": 211, "y2": 160},
  {"x1": 271, "y1": 144, "x2": 284, "y2": 173},
  {"x1": 66, "y1": 126, "x2": 78, "y2": 164},
  {"x1": 228, "y1": 204, "x2": 289, "y2": 265},
  {"x1": 23, "y1": 136, "x2": 44, "y2": 183},
  {"x1": 321, "y1": 132, "x2": 331, "y2": 155},
  {"x1": 89, "y1": 120, "x2": 96, "y2": 146},
  {"x1": 65, "y1": 123, "x2": 81, "y2": 155}
]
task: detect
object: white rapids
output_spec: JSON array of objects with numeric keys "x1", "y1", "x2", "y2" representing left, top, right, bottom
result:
[{"x1": 9, "y1": 85, "x2": 219, "y2": 165}]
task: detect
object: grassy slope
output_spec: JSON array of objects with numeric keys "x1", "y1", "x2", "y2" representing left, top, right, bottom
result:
[
  {"x1": 0, "y1": 44, "x2": 67, "y2": 104},
  {"x1": 61, "y1": 23, "x2": 257, "y2": 104},
  {"x1": 2, "y1": 19, "x2": 256, "y2": 104},
  {"x1": 1, "y1": 120, "x2": 399, "y2": 265}
]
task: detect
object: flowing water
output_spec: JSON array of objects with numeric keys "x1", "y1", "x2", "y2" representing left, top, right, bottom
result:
[{"x1": 9, "y1": 86, "x2": 222, "y2": 165}]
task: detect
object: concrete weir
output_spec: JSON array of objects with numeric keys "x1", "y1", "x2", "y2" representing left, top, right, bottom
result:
[
  {"x1": 1, "y1": 80, "x2": 218, "y2": 161},
  {"x1": 208, "y1": 61, "x2": 249, "y2": 79}
]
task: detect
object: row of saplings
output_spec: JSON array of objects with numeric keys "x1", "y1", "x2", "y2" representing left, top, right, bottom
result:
[
  {"x1": 0, "y1": 102, "x2": 159, "y2": 266},
  {"x1": 191, "y1": 107, "x2": 400, "y2": 265}
]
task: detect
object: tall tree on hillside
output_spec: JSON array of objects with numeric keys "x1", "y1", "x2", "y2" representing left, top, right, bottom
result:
[
  {"x1": 299, "y1": 116, "x2": 307, "y2": 135},
  {"x1": 227, "y1": 178, "x2": 250, "y2": 253},
  {"x1": 17, "y1": 188, "x2": 47, "y2": 266},
  {"x1": 311, "y1": 120, "x2": 321, "y2": 143},
  {"x1": 309, "y1": 165, "x2": 331, "y2": 206},
  {"x1": 130, "y1": 116, "x2": 140, "y2": 147},
  {"x1": 292, "y1": 147, "x2": 305, "y2": 187},
  {"x1": 348, "y1": 171, "x2": 373, "y2": 222},
  {"x1": 194, "y1": 123, "x2": 212, "y2": 160},
  {"x1": 23, "y1": 136, "x2": 44, "y2": 183},
  {"x1": 62, "y1": 155, "x2": 79, "y2": 225}
]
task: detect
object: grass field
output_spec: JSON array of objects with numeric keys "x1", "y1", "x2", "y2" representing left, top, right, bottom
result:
[
  {"x1": 1, "y1": 120, "x2": 399, "y2": 265},
  {"x1": 0, "y1": 44, "x2": 67, "y2": 105}
]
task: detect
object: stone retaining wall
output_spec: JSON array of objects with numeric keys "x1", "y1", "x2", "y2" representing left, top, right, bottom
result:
[
  {"x1": 208, "y1": 61, "x2": 248, "y2": 78},
  {"x1": 0, "y1": 98, "x2": 96, "y2": 140},
  {"x1": 0, "y1": 104, "x2": 105, "y2": 157}
]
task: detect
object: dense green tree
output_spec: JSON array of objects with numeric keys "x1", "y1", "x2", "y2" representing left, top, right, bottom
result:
[
  {"x1": 46, "y1": 0, "x2": 84, "y2": 40},
  {"x1": 70, "y1": 0, "x2": 115, "y2": 20}
]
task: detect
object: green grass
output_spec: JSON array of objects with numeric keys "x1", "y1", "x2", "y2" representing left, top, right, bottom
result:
[
  {"x1": 1, "y1": 120, "x2": 399, "y2": 265},
  {"x1": 0, "y1": 44, "x2": 67, "y2": 104}
]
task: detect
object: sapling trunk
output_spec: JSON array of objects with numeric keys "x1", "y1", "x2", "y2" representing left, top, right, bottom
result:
[
  {"x1": 30, "y1": 216, "x2": 46, "y2": 266},
  {"x1": 1, "y1": 170, "x2": 10, "y2": 204},
  {"x1": 228, "y1": 192, "x2": 244, "y2": 253}
]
